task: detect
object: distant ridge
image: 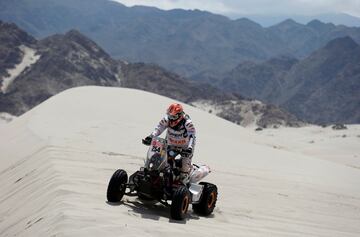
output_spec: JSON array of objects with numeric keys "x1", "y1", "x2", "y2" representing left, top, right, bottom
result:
[
  {"x1": 1, "y1": 0, "x2": 360, "y2": 79},
  {"x1": 232, "y1": 13, "x2": 360, "y2": 27},
  {"x1": 0, "y1": 21, "x2": 302, "y2": 127}
]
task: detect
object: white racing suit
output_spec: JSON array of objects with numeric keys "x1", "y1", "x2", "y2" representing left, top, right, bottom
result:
[{"x1": 151, "y1": 114, "x2": 196, "y2": 175}]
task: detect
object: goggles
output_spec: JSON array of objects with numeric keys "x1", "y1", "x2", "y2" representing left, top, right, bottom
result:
[{"x1": 168, "y1": 113, "x2": 181, "y2": 120}]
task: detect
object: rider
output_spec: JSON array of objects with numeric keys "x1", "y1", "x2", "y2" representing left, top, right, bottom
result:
[{"x1": 143, "y1": 103, "x2": 196, "y2": 182}]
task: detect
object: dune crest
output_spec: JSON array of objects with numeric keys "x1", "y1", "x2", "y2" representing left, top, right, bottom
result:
[{"x1": 1, "y1": 86, "x2": 360, "y2": 236}]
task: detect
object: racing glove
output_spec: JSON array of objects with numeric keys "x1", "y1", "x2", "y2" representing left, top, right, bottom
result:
[{"x1": 142, "y1": 135, "x2": 153, "y2": 145}]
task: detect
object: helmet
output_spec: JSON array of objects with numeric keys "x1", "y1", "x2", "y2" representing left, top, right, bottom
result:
[{"x1": 167, "y1": 103, "x2": 185, "y2": 127}]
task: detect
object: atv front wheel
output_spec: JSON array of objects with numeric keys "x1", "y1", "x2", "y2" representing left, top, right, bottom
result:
[
  {"x1": 192, "y1": 182, "x2": 217, "y2": 216},
  {"x1": 170, "y1": 186, "x2": 190, "y2": 220},
  {"x1": 107, "y1": 169, "x2": 128, "y2": 202}
]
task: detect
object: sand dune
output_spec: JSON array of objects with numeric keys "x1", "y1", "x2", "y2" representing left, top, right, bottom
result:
[
  {"x1": 1, "y1": 86, "x2": 360, "y2": 236},
  {"x1": 252, "y1": 125, "x2": 360, "y2": 169}
]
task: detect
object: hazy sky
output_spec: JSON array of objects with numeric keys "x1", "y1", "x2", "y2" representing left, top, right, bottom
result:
[{"x1": 113, "y1": 0, "x2": 360, "y2": 17}]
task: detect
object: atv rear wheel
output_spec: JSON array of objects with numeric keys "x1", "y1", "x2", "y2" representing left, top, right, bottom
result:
[
  {"x1": 170, "y1": 186, "x2": 190, "y2": 220},
  {"x1": 192, "y1": 182, "x2": 217, "y2": 216},
  {"x1": 107, "y1": 169, "x2": 128, "y2": 202}
]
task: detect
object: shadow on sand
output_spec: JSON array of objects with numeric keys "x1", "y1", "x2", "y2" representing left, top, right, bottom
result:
[{"x1": 106, "y1": 199, "x2": 215, "y2": 223}]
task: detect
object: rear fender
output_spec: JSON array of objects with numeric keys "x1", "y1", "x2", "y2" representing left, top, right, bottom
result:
[
  {"x1": 189, "y1": 183, "x2": 204, "y2": 203},
  {"x1": 190, "y1": 165, "x2": 210, "y2": 183}
]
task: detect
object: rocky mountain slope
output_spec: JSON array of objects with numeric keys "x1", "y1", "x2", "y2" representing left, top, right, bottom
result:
[
  {"x1": 0, "y1": 21, "x2": 123, "y2": 115},
  {"x1": 119, "y1": 62, "x2": 301, "y2": 127},
  {"x1": 207, "y1": 56, "x2": 299, "y2": 102},
  {"x1": 278, "y1": 36, "x2": 360, "y2": 124},
  {"x1": 1, "y1": 0, "x2": 360, "y2": 79},
  {"x1": 211, "y1": 37, "x2": 360, "y2": 124},
  {"x1": 0, "y1": 21, "x2": 302, "y2": 127}
]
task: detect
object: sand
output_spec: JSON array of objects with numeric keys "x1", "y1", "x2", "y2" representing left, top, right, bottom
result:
[
  {"x1": 0, "y1": 86, "x2": 359, "y2": 236},
  {"x1": 251, "y1": 125, "x2": 360, "y2": 169}
]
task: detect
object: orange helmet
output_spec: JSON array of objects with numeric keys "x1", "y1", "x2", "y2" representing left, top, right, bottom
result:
[{"x1": 167, "y1": 103, "x2": 185, "y2": 127}]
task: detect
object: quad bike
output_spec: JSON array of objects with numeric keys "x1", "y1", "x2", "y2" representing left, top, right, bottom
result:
[{"x1": 106, "y1": 136, "x2": 218, "y2": 220}]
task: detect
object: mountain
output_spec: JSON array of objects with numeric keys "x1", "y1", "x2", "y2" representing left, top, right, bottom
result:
[
  {"x1": 213, "y1": 37, "x2": 360, "y2": 124},
  {"x1": 0, "y1": 22, "x2": 123, "y2": 115},
  {"x1": 268, "y1": 19, "x2": 360, "y2": 57},
  {"x1": 232, "y1": 13, "x2": 360, "y2": 27},
  {"x1": 0, "y1": 21, "x2": 37, "y2": 81},
  {"x1": 206, "y1": 56, "x2": 299, "y2": 102},
  {"x1": 1, "y1": 0, "x2": 360, "y2": 79},
  {"x1": 278, "y1": 36, "x2": 360, "y2": 124},
  {"x1": 0, "y1": 21, "x2": 302, "y2": 127},
  {"x1": 120, "y1": 62, "x2": 303, "y2": 127},
  {"x1": 0, "y1": 0, "x2": 277, "y2": 77}
]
